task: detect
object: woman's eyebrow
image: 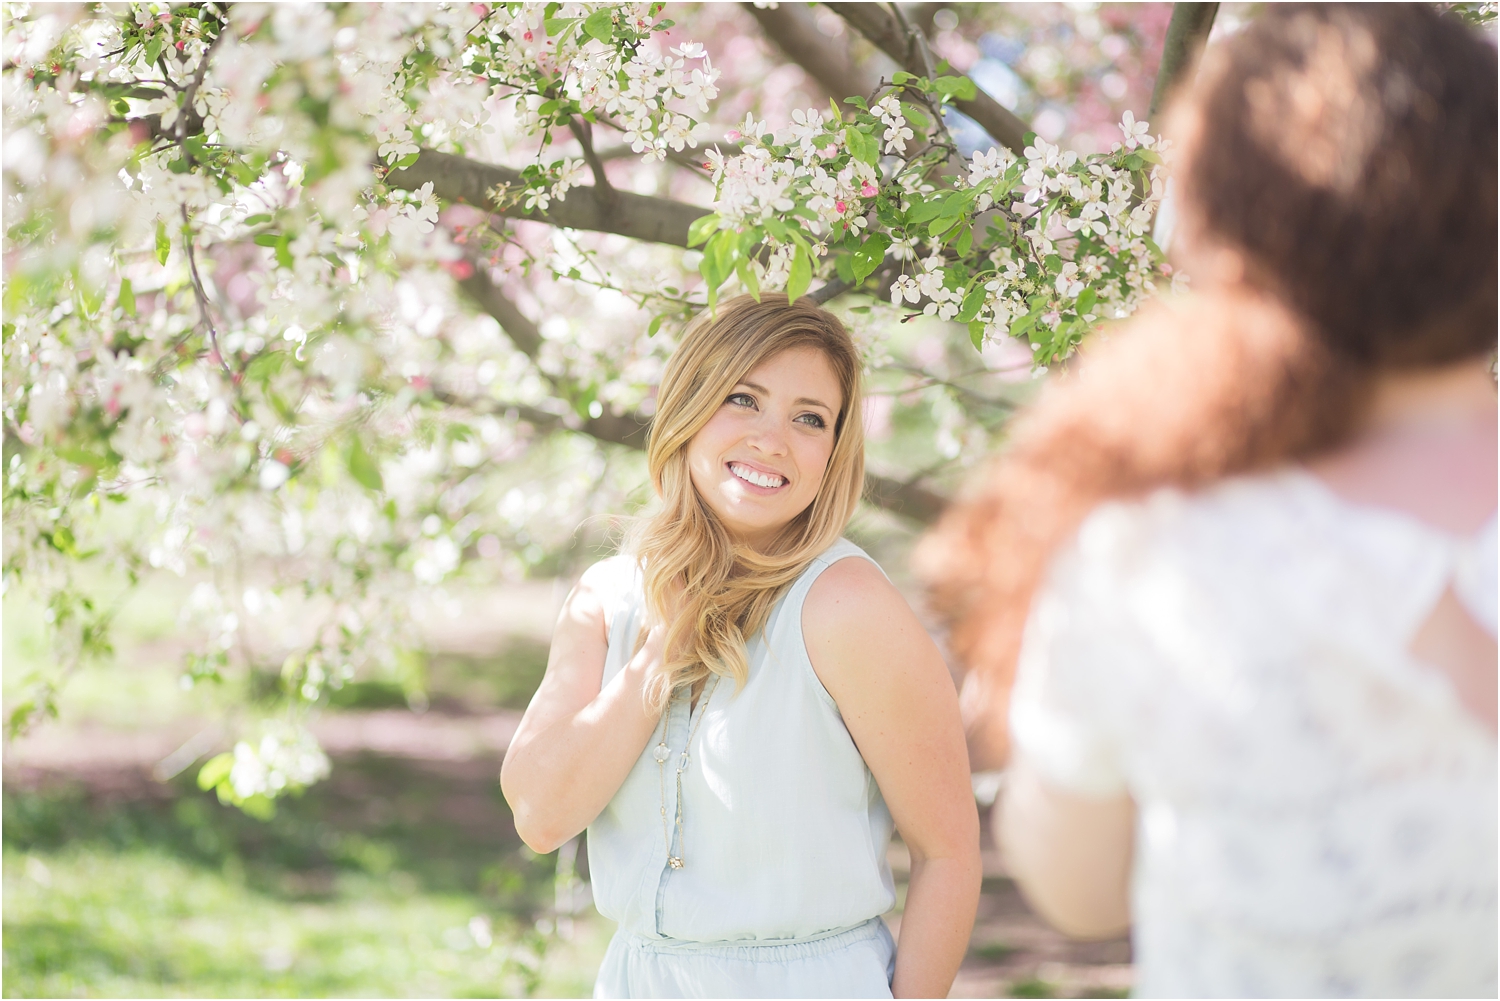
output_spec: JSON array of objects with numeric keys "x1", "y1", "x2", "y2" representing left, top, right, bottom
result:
[{"x1": 737, "y1": 381, "x2": 834, "y2": 412}]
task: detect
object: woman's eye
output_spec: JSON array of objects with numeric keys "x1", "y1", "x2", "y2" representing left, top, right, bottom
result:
[
  {"x1": 795, "y1": 413, "x2": 827, "y2": 429},
  {"x1": 727, "y1": 392, "x2": 755, "y2": 408}
]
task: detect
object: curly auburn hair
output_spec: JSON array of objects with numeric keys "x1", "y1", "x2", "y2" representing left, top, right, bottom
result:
[{"x1": 915, "y1": 4, "x2": 1497, "y2": 767}]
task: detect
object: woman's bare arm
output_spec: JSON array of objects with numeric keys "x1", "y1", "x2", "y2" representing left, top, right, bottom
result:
[
  {"x1": 500, "y1": 557, "x2": 666, "y2": 853},
  {"x1": 803, "y1": 558, "x2": 982, "y2": 999},
  {"x1": 998, "y1": 756, "x2": 1134, "y2": 939}
]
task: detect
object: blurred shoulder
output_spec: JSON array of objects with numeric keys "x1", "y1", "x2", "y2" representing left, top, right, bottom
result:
[
  {"x1": 572, "y1": 553, "x2": 642, "y2": 628},
  {"x1": 1069, "y1": 470, "x2": 1321, "y2": 577},
  {"x1": 578, "y1": 552, "x2": 640, "y2": 592}
]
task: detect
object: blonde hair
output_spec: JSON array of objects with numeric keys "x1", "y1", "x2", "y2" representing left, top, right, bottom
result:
[{"x1": 630, "y1": 293, "x2": 865, "y2": 708}]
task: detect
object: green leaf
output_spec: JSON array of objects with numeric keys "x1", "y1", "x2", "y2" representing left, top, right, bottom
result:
[
  {"x1": 701, "y1": 230, "x2": 735, "y2": 307},
  {"x1": 900, "y1": 102, "x2": 931, "y2": 130},
  {"x1": 969, "y1": 320, "x2": 987, "y2": 350},
  {"x1": 928, "y1": 216, "x2": 961, "y2": 239},
  {"x1": 845, "y1": 126, "x2": 877, "y2": 167},
  {"x1": 956, "y1": 224, "x2": 974, "y2": 256},
  {"x1": 851, "y1": 233, "x2": 891, "y2": 283},
  {"x1": 144, "y1": 35, "x2": 163, "y2": 65},
  {"x1": 583, "y1": 8, "x2": 614, "y2": 43},
  {"x1": 891, "y1": 71, "x2": 915, "y2": 85},
  {"x1": 197, "y1": 752, "x2": 234, "y2": 791},
  {"x1": 240, "y1": 794, "x2": 277, "y2": 820},
  {"x1": 347, "y1": 437, "x2": 384, "y2": 492},
  {"x1": 1010, "y1": 309, "x2": 1040, "y2": 338},
  {"x1": 906, "y1": 198, "x2": 947, "y2": 225},
  {"x1": 736, "y1": 258, "x2": 761, "y2": 302},
  {"x1": 118, "y1": 278, "x2": 136, "y2": 317},
  {"x1": 786, "y1": 243, "x2": 812, "y2": 301},
  {"x1": 394, "y1": 151, "x2": 420, "y2": 169},
  {"x1": 1076, "y1": 287, "x2": 1097, "y2": 315},
  {"x1": 834, "y1": 252, "x2": 855, "y2": 283},
  {"x1": 1136, "y1": 148, "x2": 1163, "y2": 165},
  {"x1": 762, "y1": 217, "x2": 791, "y2": 243},
  {"x1": 934, "y1": 75, "x2": 978, "y2": 102},
  {"x1": 46, "y1": 524, "x2": 78, "y2": 555},
  {"x1": 647, "y1": 314, "x2": 664, "y2": 337},
  {"x1": 958, "y1": 285, "x2": 986, "y2": 323},
  {"x1": 155, "y1": 220, "x2": 170, "y2": 265},
  {"x1": 243, "y1": 213, "x2": 272, "y2": 226},
  {"x1": 686, "y1": 213, "x2": 719, "y2": 248}
]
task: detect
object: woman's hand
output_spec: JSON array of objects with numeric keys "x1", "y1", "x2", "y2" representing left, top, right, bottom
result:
[
  {"x1": 500, "y1": 557, "x2": 666, "y2": 853},
  {"x1": 803, "y1": 558, "x2": 983, "y2": 999}
]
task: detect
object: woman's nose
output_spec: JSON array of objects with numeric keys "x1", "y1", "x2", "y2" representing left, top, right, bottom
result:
[{"x1": 745, "y1": 414, "x2": 789, "y2": 455}]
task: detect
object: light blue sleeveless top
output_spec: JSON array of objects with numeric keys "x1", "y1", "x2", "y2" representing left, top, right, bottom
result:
[{"x1": 586, "y1": 538, "x2": 898, "y2": 945}]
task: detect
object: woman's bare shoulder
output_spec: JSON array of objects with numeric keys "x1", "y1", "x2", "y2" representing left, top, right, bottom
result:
[
  {"x1": 802, "y1": 555, "x2": 930, "y2": 682},
  {"x1": 804, "y1": 554, "x2": 902, "y2": 623}
]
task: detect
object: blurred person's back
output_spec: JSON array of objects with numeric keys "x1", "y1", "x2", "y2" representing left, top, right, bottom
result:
[{"x1": 919, "y1": 5, "x2": 1498, "y2": 996}]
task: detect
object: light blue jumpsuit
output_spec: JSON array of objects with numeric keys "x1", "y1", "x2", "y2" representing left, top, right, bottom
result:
[{"x1": 588, "y1": 539, "x2": 898, "y2": 998}]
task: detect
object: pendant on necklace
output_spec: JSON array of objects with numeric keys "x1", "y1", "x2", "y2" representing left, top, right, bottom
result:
[
  {"x1": 653, "y1": 742, "x2": 670, "y2": 763},
  {"x1": 668, "y1": 856, "x2": 684, "y2": 869}
]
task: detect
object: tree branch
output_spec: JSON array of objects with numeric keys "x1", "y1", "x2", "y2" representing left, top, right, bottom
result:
[
  {"x1": 451, "y1": 264, "x2": 653, "y2": 449},
  {"x1": 826, "y1": 2, "x2": 1030, "y2": 154},
  {"x1": 863, "y1": 471, "x2": 948, "y2": 524},
  {"x1": 742, "y1": 2, "x2": 882, "y2": 105},
  {"x1": 567, "y1": 115, "x2": 617, "y2": 206},
  {"x1": 387, "y1": 148, "x2": 710, "y2": 247},
  {"x1": 1149, "y1": 3, "x2": 1220, "y2": 119}
]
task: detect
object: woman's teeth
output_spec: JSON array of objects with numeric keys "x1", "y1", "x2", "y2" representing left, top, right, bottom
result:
[{"x1": 729, "y1": 463, "x2": 786, "y2": 488}]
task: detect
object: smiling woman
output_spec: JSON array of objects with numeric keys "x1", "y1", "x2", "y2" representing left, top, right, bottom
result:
[{"x1": 500, "y1": 294, "x2": 980, "y2": 998}]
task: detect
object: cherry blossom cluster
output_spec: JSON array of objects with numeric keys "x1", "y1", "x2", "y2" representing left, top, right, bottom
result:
[
  {"x1": 2, "y1": 1, "x2": 710, "y2": 801},
  {"x1": 696, "y1": 74, "x2": 1171, "y2": 373},
  {"x1": 463, "y1": 2, "x2": 719, "y2": 191}
]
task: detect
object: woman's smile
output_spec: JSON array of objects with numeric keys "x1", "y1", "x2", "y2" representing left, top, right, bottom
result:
[{"x1": 727, "y1": 460, "x2": 788, "y2": 491}]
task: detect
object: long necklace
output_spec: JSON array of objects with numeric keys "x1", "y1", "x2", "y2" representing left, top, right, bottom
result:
[{"x1": 652, "y1": 675, "x2": 721, "y2": 870}]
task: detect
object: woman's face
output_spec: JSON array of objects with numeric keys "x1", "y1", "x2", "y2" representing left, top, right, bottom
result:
[{"x1": 685, "y1": 345, "x2": 843, "y2": 549}]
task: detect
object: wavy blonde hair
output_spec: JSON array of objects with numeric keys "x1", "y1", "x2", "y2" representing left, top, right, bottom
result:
[{"x1": 630, "y1": 293, "x2": 865, "y2": 708}]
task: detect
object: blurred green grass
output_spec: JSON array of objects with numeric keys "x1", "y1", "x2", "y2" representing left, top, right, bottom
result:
[
  {"x1": 3, "y1": 756, "x2": 611, "y2": 998},
  {"x1": 2, "y1": 565, "x2": 611, "y2": 999}
]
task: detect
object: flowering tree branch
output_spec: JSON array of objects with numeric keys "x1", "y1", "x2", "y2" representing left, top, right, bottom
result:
[
  {"x1": 387, "y1": 148, "x2": 710, "y2": 247},
  {"x1": 826, "y1": 2, "x2": 1030, "y2": 154}
]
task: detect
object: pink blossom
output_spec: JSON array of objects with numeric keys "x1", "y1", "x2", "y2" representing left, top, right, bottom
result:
[
  {"x1": 835, "y1": 200, "x2": 846, "y2": 213},
  {"x1": 860, "y1": 181, "x2": 877, "y2": 197}
]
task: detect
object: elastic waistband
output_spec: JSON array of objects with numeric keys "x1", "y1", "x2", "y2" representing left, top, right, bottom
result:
[{"x1": 620, "y1": 917, "x2": 891, "y2": 962}]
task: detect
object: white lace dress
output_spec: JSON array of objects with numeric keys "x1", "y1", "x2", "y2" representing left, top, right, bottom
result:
[{"x1": 1011, "y1": 469, "x2": 1498, "y2": 998}]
